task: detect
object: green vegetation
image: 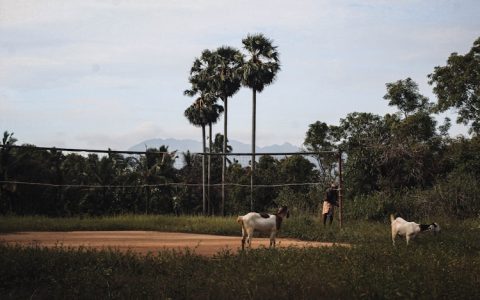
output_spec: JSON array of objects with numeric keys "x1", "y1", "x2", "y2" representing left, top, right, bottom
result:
[
  {"x1": 1, "y1": 216, "x2": 479, "y2": 299},
  {"x1": 429, "y1": 37, "x2": 480, "y2": 134},
  {"x1": 0, "y1": 214, "x2": 239, "y2": 236},
  {"x1": 1, "y1": 35, "x2": 480, "y2": 298},
  {"x1": 2, "y1": 37, "x2": 480, "y2": 219}
]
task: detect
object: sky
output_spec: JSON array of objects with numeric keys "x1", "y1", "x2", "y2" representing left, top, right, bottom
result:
[{"x1": 1, "y1": 0, "x2": 479, "y2": 150}]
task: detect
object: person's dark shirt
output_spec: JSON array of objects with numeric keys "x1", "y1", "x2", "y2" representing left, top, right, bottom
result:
[{"x1": 326, "y1": 188, "x2": 338, "y2": 206}]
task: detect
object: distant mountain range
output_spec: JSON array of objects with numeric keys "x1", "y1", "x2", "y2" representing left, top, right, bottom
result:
[{"x1": 129, "y1": 138, "x2": 301, "y2": 154}]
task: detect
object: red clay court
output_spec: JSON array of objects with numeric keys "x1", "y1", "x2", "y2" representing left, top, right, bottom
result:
[{"x1": 0, "y1": 231, "x2": 344, "y2": 256}]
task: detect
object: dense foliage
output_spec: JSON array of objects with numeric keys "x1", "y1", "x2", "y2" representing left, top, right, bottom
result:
[
  {"x1": 429, "y1": 37, "x2": 480, "y2": 134},
  {"x1": 1, "y1": 36, "x2": 479, "y2": 219},
  {"x1": 0, "y1": 133, "x2": 322, "y2": 216},
  {"x1": 1, "y1": 127, "x2": 479, "y2": 219}
]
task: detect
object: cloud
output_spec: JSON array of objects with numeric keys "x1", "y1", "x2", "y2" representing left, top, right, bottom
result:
[
  {"x1": 2, "y1": 0, "x2": 476, "y2": 92},
  {"x1": 0, "y1": 0, "x2": 83, "y2": 28},
  {"x1": 1, "y1": 0, "x2": 478, "y2": 148}
]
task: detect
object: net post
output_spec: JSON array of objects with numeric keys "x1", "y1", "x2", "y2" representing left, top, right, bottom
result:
[
  {"x1": 250, "y1": 170, "x2": 254, "y2": 211},
  {"x1": 338, "y1": 150, "x2": 343, "y2": 229},
  {"x1": 202, "y1": 152, "x2": 206, "y2": 216}
]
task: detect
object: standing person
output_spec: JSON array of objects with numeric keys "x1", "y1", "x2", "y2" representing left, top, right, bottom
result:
[{"x1": 322, "y1": 182, "x2": 339, "y2": 226}]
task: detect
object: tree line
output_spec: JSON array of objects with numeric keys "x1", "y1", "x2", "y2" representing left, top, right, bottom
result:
[
  {"x1": 183, "y1": 34, "x2": 281, "y2": 214},
  {"x1": 1, "y1": 36, "x2": 479, "y2": 219},
  {"x1": 0, "y1": 132, "x2": 324, "y2": 216}
]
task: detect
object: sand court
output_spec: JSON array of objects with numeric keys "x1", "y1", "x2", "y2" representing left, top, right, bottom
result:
[{"x1": 0, "y1": 231, "x2": 345, "y2": 256}]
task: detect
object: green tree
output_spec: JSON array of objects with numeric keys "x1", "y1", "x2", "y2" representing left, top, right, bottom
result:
[
  {"x1": 46, "y1": 149, "x2": 65, "y2": 216},
  {"x1": 303, "y1": 121, "x2": 339, "y2": 184},
  {"x1": 184, "y1": 96, "x2": 223, "y2": 214},
  {"x1": 9, "y1": 145, "x2": 56, "y2": 214},
  {"x1": 210, "y1": 133, "x2": 232, "y2": 214},
  {"x1": 276, "y1": 155, "x2": 318, "y2": 212},
  {"x1": 0, "y1": 131, "x2": 18, "y2": 213},
  {"x1": 178, "y1": 151, "x2": 203, "y2": 214},
  {"x1": 185, "y1": 98, "x2": 209, "y2": 215},
  {"x1": 210, "y1": 47, "x2": 243, "y2": 215},
  {"x1": 428, "y1": 37, "x2": 480, "y2": 134},
  {"x1": 380, "y1": 113, "x2": 438, "y2": 190},
  {"x1": 383, "y1": 77, "x2": 432, "y2": 118},
  {"x1": 338, "y1": 112, "x2": 388, "y2": 195},
  {"x1": 240, "y1": 33, "x2": 281, "y2": 209},
  {"x1": 444, "y1": 135, "x2": 480, "y2": 177},
  {"x1": 201, "y1": 103, "x2": 224, "y2": 214},
  {"x1": 225, "y1": 160, "x2": 250, "y2": 213},
  {"x1": 186, "y1": 47, "x2": 243, "y2": 215},
  {"x1": 382, "y1": 80, "x2": 439, "y2": 189},
  {"x1": 129, "y1": 147, "x2": 177, "y2": 214},
  {"x1": 61, "y1": 153, "x2": 90, "y2": 215},
  {"x1": 254, "y1": 155, "x2": 280, "y2": 210}
]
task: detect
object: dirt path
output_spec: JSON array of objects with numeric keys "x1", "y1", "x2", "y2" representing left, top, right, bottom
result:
[{"x1": 0, "y1": 231, "x2": 345, "y2": 256}]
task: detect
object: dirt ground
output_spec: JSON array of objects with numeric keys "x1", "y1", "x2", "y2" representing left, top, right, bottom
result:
[{"x1": 0, "y1": 231, "x2": 343, "y2": 256}]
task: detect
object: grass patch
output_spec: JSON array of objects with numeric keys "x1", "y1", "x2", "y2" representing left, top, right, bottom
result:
[
  {"x1": 0, "y1": 214, "x2": 240, "y2": 236},
  {"x1": 1, "y1": 215, "x2": 479, "y2": 298},
  {"x1": 1, "y1": 235, "x2": 479, "y2": 299}
]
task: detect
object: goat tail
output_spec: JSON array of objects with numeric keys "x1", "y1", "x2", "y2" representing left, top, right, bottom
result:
[
  {"x1": 390, "y1": 214, "x2": 395, "y2": 223},
  {"x1": 237, "y1": 216, "x2": 247, "y2": 232}
]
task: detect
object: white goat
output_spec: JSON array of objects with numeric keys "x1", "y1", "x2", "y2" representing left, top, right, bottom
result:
[
  {"x1": 390, "y1": 214, "x2": 440, "y2": 246},
  {"x1": 237, "y1": 206, "x2": 290, "y2": 250}
]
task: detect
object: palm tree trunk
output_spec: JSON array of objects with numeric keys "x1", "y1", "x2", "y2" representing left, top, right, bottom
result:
[
  {"x1": 251, "y1": 88, "x2": 256, "y2": 211},
  {"x1": 222, "y1": 96, "x2": 227, "y2": 216},
  {"x1": 208, "y1": 122, "x2": 212, "y2": 215},
  {"x1": 202, "y1": 125, "x2": 206, "y2": 215}
]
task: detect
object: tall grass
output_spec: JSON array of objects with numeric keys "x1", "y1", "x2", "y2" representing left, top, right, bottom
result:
[
  {"x1": 345, "y1": 173, "x2": 480, "y2": 221},
  {"x1": 1, "y1": 225, "x2": 479, "y2": 299},
  {"x1": 1, "y1": 215, "x2": 479, "y2": 299}
]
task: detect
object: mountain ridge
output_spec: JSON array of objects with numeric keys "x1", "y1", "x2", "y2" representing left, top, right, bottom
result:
[{"x1": 129, "y1": 138, "x2": 301, "y2": 153}]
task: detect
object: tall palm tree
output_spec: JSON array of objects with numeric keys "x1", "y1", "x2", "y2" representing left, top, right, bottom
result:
[
  {"x1": 204, "y1": 102, "x2": 224, "y2": 215},
  {"x1": 240, "y1": 33, "x2": 280, "y2": 210},
  {"x1": 210, "y1": 46, "x2": 244, "y2": 215},
  {"x1": 185, "y1": 97, "x2": 209, "y2": 215},
  {"x1": 184, "y1": 93, "x2": 223, "y2": 213},
  {"x1": 186, "y1": 47, "x2": 243, "y2": 215},
  {"x1": 187, "y1": 47, "x2": 242, "y2": 215},
  {"x1": 185, "y1": 50, "x2": 217, "y2": 215}
]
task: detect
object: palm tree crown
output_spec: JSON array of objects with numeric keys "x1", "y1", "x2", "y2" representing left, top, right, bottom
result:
[
  {"x1": 184, "y1": 95, "x2": 223, "y2": 129},
  {"x1": 185, "y1": 50, "x2": 215, "y2": 97},
  {"x1": 210, "y1": 46, "x2": 244, "y2": 99},
  {"x1": 241, "y1": 34, "x2": 281, "y2": 92}
]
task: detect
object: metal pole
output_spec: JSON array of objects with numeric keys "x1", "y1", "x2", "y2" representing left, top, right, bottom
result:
[
  {"x1": 250, "y1": 171, "x2": 253, "y2": 211},
  {"x1": 251, "y1": 89, "x2": 256, "y2": 212},
  {"x1": 208, "y1": 124, "x2": 212, "y2": 215},
  {"x1": 222, "y1": 98, "x2": 228, "y2": 217},
  {"x1": 202, "y1": 153, "x2": 206, "y2": 215},
  {"x1": 338, "y1": 150, "x2": 343, "y2": 229},
  {"x1": 202, "y1": 127, "x2": 206, "y2": 215}
]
